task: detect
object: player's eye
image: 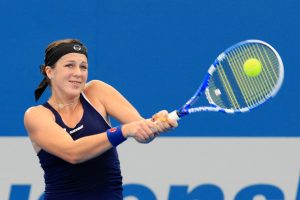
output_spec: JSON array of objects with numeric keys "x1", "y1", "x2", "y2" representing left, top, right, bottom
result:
[
  {"x1": 65, "y1": 63, "x2": 74, "y2": 68},
  {"x1": 80, "y1": 65, "x2": 88, "y2": 70}
]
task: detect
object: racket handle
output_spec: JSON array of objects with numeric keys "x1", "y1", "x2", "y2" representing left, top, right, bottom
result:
[{"x1": 168, "y1": 110, "x2": 180, "y2": 121}]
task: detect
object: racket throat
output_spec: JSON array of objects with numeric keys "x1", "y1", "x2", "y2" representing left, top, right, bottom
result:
[{"x1": 177, "y1": 107, "x2": 190, "y2": 117}]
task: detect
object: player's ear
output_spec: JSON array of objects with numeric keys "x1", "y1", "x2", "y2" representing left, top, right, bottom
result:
[{"x1": 45, "y1": 66, "x2": 54, "y2": 79}]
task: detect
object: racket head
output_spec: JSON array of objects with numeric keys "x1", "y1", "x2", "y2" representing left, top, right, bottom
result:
[{"x1": 205, "y1": 39, "x2": 284, "y2": 112}]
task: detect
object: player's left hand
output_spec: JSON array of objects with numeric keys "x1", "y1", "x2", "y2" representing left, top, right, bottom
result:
[{"x1": 151, "y1": 110, "x2": 178, "y2": 134}]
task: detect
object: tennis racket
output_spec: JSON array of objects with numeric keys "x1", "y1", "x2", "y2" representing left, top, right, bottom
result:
[{"x1": 168, "y1": 39, "x2": 284, "y2": 121}]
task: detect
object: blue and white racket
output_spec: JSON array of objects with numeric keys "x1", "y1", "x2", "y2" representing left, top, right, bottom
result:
[{"x1": 168, "y1": 39, "x2": 284, "y2": 121}]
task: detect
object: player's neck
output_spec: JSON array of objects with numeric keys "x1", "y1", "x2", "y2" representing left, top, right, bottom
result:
[{"x1": 48, "y1": 95, "x2": 80, "y2": 110}]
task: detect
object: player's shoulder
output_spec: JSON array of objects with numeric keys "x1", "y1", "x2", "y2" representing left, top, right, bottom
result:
[
  {"x1": 24, "y1": 105, "x2": 53, "y2": 121},
  {"x1": 84, "y1": 80, "x2": 115, "y2": 94},
  {"x1": 85, "y1": 80, "x2": 112, "y2": 88},
  {"x1": 25, "y1": 104, "x2": 46, "y2": 114}
]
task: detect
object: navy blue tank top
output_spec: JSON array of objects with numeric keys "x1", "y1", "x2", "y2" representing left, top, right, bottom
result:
[{"x1": 38, "y1": 93, "x2": 123, "y2": 200}]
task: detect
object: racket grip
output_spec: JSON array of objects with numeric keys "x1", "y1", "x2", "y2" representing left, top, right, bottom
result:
[{"x1": 168, "y1": 110, "x2": 180, "y2": 121}]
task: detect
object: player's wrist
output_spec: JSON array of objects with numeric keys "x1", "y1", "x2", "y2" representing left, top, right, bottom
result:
[{"x1": 106, "y1": 126, "x2": 127, "y2": 147}]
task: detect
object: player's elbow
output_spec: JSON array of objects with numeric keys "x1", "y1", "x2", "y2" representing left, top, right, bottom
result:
[
  {"x1": 65, "y1": 154, "x2": 81, "y2": 164},
  {"x1": 63, "y1": 150, "x2": 86, "y2": 164}
]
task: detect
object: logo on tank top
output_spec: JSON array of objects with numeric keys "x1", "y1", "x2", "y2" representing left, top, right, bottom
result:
[{"x1": 69, "y1": 125, "x2": 84, "y2": 135}]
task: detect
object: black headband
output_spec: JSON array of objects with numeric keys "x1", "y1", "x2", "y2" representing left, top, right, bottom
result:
[
  {"x1": 34, "y1": 42, "x2": 88, "y2": 101},
  {"x1": 45, "y1": 43, "x2": 88, "y2": 66}
]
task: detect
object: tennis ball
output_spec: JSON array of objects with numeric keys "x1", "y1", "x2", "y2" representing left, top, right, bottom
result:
[{"x1": 243, "y1": 58, "x2": 262, "y2": 77}]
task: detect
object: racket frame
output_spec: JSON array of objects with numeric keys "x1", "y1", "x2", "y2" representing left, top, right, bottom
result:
[{"x1": 169, "y1": 40, "x2": 284, "y2": 121}]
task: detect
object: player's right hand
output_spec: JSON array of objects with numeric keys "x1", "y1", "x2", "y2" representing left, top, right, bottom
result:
[{"x1": 121, "y1": 120, "x2": 158, "y2": 143}]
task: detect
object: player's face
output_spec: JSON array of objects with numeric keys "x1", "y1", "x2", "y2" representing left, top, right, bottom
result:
[{"x1": 48, "y1": 53, "x2": 88, "y2": 97}]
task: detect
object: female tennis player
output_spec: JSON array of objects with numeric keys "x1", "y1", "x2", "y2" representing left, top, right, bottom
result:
[{"x1": 24, "y1": 39, "x2": 177, "y2": 200}]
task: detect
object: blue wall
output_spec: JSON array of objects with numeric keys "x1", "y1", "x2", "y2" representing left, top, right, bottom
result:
[{"x1": 1, "y1": 0, "x2": 299, "y2": 136}]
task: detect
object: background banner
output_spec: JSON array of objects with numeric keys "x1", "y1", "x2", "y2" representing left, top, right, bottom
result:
[{"x1": 0, "y1": 138, "x2": 299, "y2": 200}]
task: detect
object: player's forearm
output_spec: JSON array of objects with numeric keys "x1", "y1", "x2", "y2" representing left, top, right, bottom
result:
[{"x1": 66, "y1": 132, "x2": 113, "y2": 164}]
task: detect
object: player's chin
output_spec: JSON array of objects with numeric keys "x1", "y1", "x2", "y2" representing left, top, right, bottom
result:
[
  {"x1": 66, "y1": 86, "x2": 83, "y2": 96},
  {"x1": 69, "y1": 83, "x2": 85, "y2": 91}
]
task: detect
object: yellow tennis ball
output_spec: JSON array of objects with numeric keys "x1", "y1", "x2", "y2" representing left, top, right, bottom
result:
[{"x1": 243, "y1": 58, "x2": 262, "y2": 77}]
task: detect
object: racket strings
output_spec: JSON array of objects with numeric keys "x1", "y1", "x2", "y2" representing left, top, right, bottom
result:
[
  {"x1": 254, "y1": 45, "x2": 279, "y2": 87},
  {"x1": 208, "y1": 69, "x2": 241, "y2": 110},
  {"x1": 207, "y1": 78, "x2": 226, "y2": 108},
  {"x1": 229, "y1": 46, "x2": 278, "y2": 107},
  {"x1": 227, "y1": 52, "x2": 256, "y2": 107},
  {"x1": 244, "y1": 45, "x2": 278, "y2": 101},
  {"x1": 209, "y1": 43, "x2": 280, "y2": 109},
  {"x1": 242, "y1": 44, "x2": 279, "y2": 103},
  {"x1": 216, "y1": 64, "x2": 240, "y2": 109},
  {"x1": 230, "y1": 45, "x2": 270, "y2": 106}
]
